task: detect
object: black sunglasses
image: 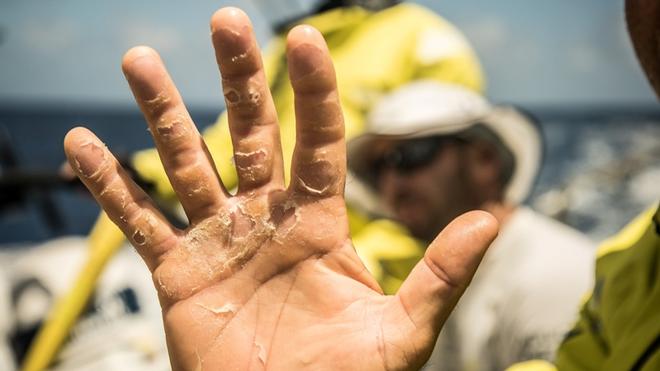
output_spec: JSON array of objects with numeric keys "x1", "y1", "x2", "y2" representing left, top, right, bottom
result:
[{"x1": 372, "y1": 136, "x2": 460, "y2": 177}]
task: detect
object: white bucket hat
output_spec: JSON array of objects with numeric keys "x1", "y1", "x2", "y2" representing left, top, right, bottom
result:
[{"x1": 347, "y1": 81, "x2": 542, "y2": 204}]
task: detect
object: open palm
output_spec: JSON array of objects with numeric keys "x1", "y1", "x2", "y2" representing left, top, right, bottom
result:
[{"x1": 64, "y1": 8, "x2": 498, "y2": 371}]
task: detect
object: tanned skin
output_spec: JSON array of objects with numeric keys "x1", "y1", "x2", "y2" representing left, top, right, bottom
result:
[{"x1": 64, "y1": 8, "x2": 498, "y2": 371}]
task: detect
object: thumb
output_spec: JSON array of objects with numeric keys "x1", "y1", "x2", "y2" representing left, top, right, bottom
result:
[{"x1": 395, "y1": 210, "x2": 498, "y2": 347}]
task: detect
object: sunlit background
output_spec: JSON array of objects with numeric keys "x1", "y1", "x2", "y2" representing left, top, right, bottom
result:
[
  {"x1": 1, "y1": 0, "x2": 659, "y2": 243},
  {"x1": 0, "y1": 0, "x2": 656, "y2": 106}
]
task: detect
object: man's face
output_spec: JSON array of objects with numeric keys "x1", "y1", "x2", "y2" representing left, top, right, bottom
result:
[{"x1": 372, "y1": 136, "x2": 481, "y2": 242}]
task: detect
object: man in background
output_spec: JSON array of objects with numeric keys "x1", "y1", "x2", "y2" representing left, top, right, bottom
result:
[{"x1": 348, "y1": 81, "x2": 595, "y2": 370}]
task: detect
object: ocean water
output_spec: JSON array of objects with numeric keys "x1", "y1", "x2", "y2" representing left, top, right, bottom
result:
[
  {"x1": 529, "y1": 107, "x2": 660, "y2": 239},
  {"x1": 0, "y1": 105, "x2": 658, "y2": 245}
]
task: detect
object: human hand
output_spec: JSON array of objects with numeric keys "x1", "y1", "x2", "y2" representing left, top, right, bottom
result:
[{"x1": 63, "y1": 8, "x2": 498, "y2": 370}]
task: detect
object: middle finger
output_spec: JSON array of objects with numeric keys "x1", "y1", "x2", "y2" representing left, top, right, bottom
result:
[{"x1": 211, "y1": 8, "x2": 284, "y2": 194}]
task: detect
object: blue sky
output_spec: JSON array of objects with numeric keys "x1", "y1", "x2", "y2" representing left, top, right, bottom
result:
[{"x1": 0, "y1": 0, "x2": 656, "y2": 108}]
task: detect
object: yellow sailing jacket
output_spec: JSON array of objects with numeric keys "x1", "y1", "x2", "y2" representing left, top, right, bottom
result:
[{"x1": 508, "y1": 203, "x2": 660, "y2": 371}]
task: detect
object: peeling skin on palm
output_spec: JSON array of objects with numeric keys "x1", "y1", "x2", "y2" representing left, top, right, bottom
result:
[
  {"x1": 271, "y1": 199, "x2": 300, "y2": 243},
  {"x1": 157, "y1": 273, "x2": 174, "y2": 299},
  {"x1": 255, "y1": 342, "x2": 267, "y2": 365},
  {"x1": 194, "y1": 350, "x2": 203, "y2": 371},
  {"x1": 180, "y1": 198, "x2": 278, "y2": 281},
  {"x1": 195, "y1": 302, "x2": 237, "y2": 315},
  {"x1": 186, "y1": 212, "x2": 233, "y2": 254},
  {"x1": 156, "y1": 262, "x2": 203, "y2": 302},
  {"x1": 224, "y1": 200, "x2": 277, "y2": 266},
  {"x1": 154, "y1": 217, "x2": 272, "y2": 302}
]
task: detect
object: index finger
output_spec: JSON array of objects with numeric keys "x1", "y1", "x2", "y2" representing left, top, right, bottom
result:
[{"x1": 211, "y1": 8, "x2": 284, "y2": 194}]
